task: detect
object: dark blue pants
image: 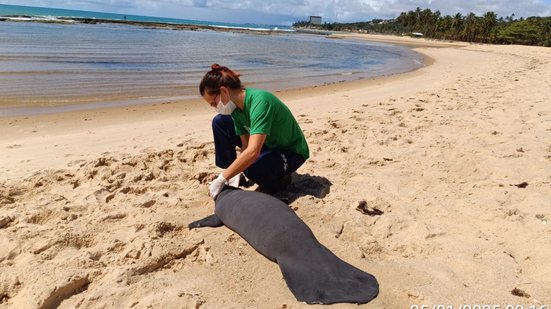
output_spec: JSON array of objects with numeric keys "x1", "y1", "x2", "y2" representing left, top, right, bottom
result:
[{"x1": 212, "y1": 114, "x2": 305, "y2": 193}]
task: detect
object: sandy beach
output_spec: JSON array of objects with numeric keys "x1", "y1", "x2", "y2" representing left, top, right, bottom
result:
[{"x1": 1, "y1": 34, "x2": 550, "y2": 308}]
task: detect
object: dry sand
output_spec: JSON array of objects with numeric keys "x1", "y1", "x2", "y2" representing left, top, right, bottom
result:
[{"x1": 1, "y1": 34, "x2": 550, "y2": 308}]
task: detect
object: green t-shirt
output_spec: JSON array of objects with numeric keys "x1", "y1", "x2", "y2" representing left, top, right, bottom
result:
[{"x1": 231, "y1": 88, "x2": 309, "y2": 159}]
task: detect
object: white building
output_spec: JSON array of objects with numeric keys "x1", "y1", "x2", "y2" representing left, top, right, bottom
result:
[{"x1": 309, "y1": 16, "x2": 322, "y2": 25}]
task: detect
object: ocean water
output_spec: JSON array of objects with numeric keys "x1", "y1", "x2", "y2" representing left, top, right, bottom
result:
[
  {"x1": 0, "y1": 4, "x2": 424, "y2": 117},
  {"x1": 0, "y1": 4, "x2": 287, "y2": 30}
]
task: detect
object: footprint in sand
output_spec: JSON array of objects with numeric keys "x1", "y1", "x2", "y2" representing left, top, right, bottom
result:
[
  {"x1": 327, "y1": 120, "x2": 341, "y2": 129},
  {"x1": 191, "y1": 150, "x2": 209, "y2": 162},
  {"x1": 349, "y1": 115, "x2": 365, "y2": 121},
  {"x1": 192, "y1": 171, "x2": 213, "y2": 184},
  {"x1": 26, "y1": 208, "x2": 59, "y2": 225},
  {"x1": 191, "y1": 244, "x2": 214, "y2": 265},
  {"x1": 153, "y1": 221, "x2": 177, "y2": 237},
  {"x1": 26, "y1": 274, "x2": 90, "y2": 309},
  {"x1": 100, "y1": 213, "x2": 127, "y2": 222},
  {"x1": 6, "y1": 144, "x2": 22, "y2": 149},
  {"x1": 0, "y1": 216, "x2": 14, "y2": 229},
  {"x1": 127, "y1": 240, "x2": 205, "y2": 277},
  {"x1": 0, "y1": 194, "x2": 15, "y2": 205},
  {"x1": 139, "y1": 200, "x2": 157, "y2": 208},
  {"x1": 0, "y1": 273, "x2": 22, "y2": 303},
  {"x1": 67, "y1": 159, "x2": 86, "y2": 167}
]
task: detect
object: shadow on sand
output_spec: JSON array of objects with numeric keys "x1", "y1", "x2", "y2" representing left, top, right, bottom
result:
[{"x1": 286, "y1": 173, "x2": 333, "y2": 204}]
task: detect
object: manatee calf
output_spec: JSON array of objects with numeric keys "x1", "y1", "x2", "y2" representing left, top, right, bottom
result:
[{"x1": 189, "y1": 187, "x2": 379, "y2": 304}]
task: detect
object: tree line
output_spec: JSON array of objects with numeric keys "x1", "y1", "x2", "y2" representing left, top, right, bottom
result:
[{"x1": 293, "y1": 8, "x2": 551, "y2": 47}]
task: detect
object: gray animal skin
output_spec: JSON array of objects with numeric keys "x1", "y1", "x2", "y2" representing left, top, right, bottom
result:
[{"x1": 190, "y1": 187, "x2": 379, "y2": 305}]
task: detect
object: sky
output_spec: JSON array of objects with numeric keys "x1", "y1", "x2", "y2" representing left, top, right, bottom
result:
[{"x1": 2, "y1": 0, "x2": 551, "y2": 25}]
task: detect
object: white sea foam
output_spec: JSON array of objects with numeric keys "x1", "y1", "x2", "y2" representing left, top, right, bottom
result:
[
  {"x1": 5, "y1": 16, "x2": 75, "y2": 23},
  {"x1": 208, "y1": 24, "x2": 271, "y2": 31}
]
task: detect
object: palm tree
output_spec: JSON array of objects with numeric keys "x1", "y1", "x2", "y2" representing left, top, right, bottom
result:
[
  {"x1": 428, "y1": 10, "x2": 442, "y2": 37},
  {"x1": 451, "y1": 13, "x2": 464, "y2": 40},
  {"x1": 438, "y1": 15, "x2": 454, "y2": 40},
  {"x1": 462, "y1": 12, "x2": 480, "y2": 42},
  {"x1": 482, "y1": 11, "x2": 498, "y2": 42}
]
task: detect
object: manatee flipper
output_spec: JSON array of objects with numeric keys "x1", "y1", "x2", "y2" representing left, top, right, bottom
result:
[
  {"x1": 278, "y1": 248, "x2": 379, "y2": 304},
  {"x1": 188, "y1": 214, "x2": 224, "y2": 229}
]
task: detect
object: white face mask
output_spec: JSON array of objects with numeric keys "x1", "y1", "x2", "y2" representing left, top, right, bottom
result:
[{"x1": 215, "y1": 97, "x2": 236, "y2": 115}]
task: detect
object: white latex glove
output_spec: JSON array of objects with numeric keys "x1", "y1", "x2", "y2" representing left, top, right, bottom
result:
[
  {"x1": 209, "y1": 173, "x2": 227, "y2": 200},
  {"x1": 226, "y1": 172, "x2": 243, "y2": 188}
]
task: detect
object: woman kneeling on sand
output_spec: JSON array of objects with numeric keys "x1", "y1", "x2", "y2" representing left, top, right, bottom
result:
[{"x1": 199, "y1": 64, "x2": 309, "y2": 199}]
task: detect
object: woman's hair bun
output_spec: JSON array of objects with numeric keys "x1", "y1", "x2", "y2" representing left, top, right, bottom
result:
[
  {"x1": 199, "y1": 64, "x2": 242, "y2": 95},
  {"x1": 210, "y1": 64, "x2": 240, "y2": 77}
]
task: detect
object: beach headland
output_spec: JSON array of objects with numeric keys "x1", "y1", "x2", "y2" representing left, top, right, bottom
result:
[
  {"x1": 0, "y1": 15, "x2": 285, "y2": 34},
  {"x1": 1, "y1": 34, "x2": 550, "y2": 308}
]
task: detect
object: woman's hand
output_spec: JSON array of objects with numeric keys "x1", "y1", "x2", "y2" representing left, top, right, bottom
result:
[
  {"x1": 209, "y1": 173, "x2": 227, "y2": 199},
  {"x1": 209, "y1": 172, "x2": 243, "y2": 200}
]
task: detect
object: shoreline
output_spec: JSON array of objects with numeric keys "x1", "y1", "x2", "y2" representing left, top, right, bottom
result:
[
  {"x1": 1, "y1": 34, "x2": 550, "y2": 307},
  {"x1": 328, "y1": 32, "x2": 470, "y2": 48},
  {"x1": 0, "y1": 21, "x2": 429, "y2": 119},
  {"x1": 0, "y1": 33, "x2": 436, "y2": 119},
  {"x1": 0, "y1": 35, "x2": 454, "y2": 181}
]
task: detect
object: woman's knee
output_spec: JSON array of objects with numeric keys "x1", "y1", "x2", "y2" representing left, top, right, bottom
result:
[{"x1": 212, "y1": 114, "x2": 229, "y2": 130}]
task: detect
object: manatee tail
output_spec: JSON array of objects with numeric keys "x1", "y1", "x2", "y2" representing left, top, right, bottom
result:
[
  {"x1": 277, "y1": 245, "x2": 379, "y2": 304},
  {"x1": 188, "y1": 214, "x2": 224, "y2": 229}
]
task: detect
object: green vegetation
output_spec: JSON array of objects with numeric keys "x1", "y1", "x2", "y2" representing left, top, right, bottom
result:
[{"x1": 293, "y1": 8, "x2": 551, "y2": 47}]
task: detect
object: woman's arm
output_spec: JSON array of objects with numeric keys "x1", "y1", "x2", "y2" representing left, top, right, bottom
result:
[
  {"x1": 240, "y1": 134, "x2": 249, "y2": 151},
  {"x1": 222, "y1": 133, "x2": 265, "y2": 180}
]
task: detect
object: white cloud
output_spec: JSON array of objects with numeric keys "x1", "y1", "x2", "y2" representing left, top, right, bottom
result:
[
  {"x1": 2, "y1": 0, "x2": 550, "y2": 24},
  {"x1": 180, "y1": 0, "x2": 551, "y2": 21}
]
